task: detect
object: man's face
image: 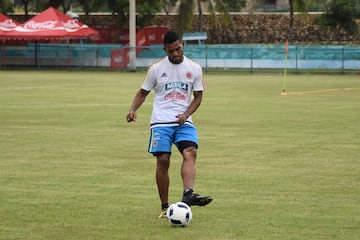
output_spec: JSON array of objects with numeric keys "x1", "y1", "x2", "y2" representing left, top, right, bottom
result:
[{"x1": 163, "y1": 40, "x2": 184, "y2": 64}]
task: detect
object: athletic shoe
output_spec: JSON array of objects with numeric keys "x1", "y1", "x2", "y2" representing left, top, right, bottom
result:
[
  {"x1": 181, "y1": 190, "x2": 213, "y2": 206},
  {"x1": 159, "y1": 208, "x2": 168, "y2": 218}
]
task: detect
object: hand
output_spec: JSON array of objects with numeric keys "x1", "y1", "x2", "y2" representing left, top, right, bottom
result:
[
  {"x1": 126, "y1": 111, "x2": 137, "y2": 122},
  {"x1": 176, "y1": 113, "x2": 188, "y2": 125}
]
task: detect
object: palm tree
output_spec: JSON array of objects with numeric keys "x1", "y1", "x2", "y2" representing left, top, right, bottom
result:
[
  {"x1": 316, "y1": 0, "x2": 360, "y2": 35},
  {"x1": 252, "y1": 0, "x2": 308, "y2": 40},
  {"x1": 0, "y1": 0, "x2": 13, "y2": 14},
  {"x1": 22, "y1": 0, "x2": 30, "y2": 19},
  {"x1": 163, "y1": 0, "x2": 238, "y2": 36},
  {"x1": 288, "y1": 0, "x2": 306, "y2": 40}
]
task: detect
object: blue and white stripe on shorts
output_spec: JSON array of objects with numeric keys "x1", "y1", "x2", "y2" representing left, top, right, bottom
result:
[{"x1": 148, "y1": 123, "x2": 198, "y2": 155}]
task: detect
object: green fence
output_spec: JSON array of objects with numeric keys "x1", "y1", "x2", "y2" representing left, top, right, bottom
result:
[{"x1": 1, "y1": 43, "x2": 359, "y2": 72}]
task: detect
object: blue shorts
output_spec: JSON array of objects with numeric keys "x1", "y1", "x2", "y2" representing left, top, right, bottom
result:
[{"x1": 148, "y1": 124, "x2": 198, "y2": 155}]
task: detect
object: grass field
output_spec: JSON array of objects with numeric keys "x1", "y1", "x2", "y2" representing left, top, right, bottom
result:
[{"x1": 0, "y1": 70, "x2": 359, "y2": 240}]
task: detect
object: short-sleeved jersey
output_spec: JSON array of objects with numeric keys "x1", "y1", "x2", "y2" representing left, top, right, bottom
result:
[{"x1": 141, "y1": 56, "x2": 204, "y2": 127}]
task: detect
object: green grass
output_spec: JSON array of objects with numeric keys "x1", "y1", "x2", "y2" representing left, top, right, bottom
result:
[{"x1": 0, "y1": 70, "x2": 359, "y2": 240}]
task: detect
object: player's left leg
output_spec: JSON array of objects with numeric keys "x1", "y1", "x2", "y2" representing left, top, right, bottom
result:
[
  {"x1": 175, "y1": 124, "x2": 212, "y2": 206},
  {"x1": 174, "y1": 124, "x2": 199, "y2": 192},
  {"x1": 178, "y1": 143, "x2": 212, "y2": 206},
  {"x1": 180, "y1": 144, "x2": 197, "y2": 190}
]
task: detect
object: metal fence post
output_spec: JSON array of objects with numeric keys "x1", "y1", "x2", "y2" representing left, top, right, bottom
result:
[
  {"x1": 250, "y1": 46, "x2": 253, "y2": 74},
  {"x1": 295, "y1": 46, "x2": 298, "y2": 73},
  {"x1": 341, "y1": 47, "x2": 344, "y2": 73},
  {"x1": 205, "y1": 45, "x2": 208, "y2": 72}
]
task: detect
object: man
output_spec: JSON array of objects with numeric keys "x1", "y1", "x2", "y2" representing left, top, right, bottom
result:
[{"x1": 126, "y1": 31, "x2": 212, "y2": 218}]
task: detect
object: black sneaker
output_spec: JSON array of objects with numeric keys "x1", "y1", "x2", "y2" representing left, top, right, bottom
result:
[{"x1": 182, "y1": 190, "x2": 213, "y2": 206}]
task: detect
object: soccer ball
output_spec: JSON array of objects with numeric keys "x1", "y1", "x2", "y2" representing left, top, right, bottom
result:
[{"x1": 166, "y1": 202, "x2": 192, "y2": 227}]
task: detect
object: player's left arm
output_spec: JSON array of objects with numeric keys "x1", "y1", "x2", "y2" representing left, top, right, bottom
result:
[{"x1": 176, "y1": 90, "x2": 203, "y2": 124}]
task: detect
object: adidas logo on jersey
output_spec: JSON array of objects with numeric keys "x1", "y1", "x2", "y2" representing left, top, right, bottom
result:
[{"x1": 161, "y1": 73, "x2": 168, "y2": 78}]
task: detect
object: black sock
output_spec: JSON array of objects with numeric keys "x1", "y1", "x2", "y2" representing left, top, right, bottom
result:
[
  {"x1": 161, "y1": 203, "x2": 169, "y2": 210},
  {"x1": 183, "y1": 189, "x2": 193, "y2": 196}
]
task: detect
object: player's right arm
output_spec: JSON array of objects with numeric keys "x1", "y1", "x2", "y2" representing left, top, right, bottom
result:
[{"x1": 126, "y1": 88, "x2": 150, "y2": 122}]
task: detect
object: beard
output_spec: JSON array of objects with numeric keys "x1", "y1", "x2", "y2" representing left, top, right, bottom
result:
[{"x1": 169, "y1": 55, "x2": 183, "y2": 64}]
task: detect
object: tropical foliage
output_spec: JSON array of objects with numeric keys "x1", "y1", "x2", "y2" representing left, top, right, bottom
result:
[
  {"x1": 252, "y1": 0, "x2": 359, "y2": 39},
  {"x1": 4, "y1": 0, "x2": 360, "y2": 37},
  {"x1": 316, "y1": 0, "x2": 360, "y2": 35},
  {"x1": 0, "y1": 0, "x2": 13, "y2": 14}
]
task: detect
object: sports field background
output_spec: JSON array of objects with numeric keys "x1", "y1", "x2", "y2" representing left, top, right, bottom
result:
[{"x1": 0, "y1": 71, "x2": 359, "y2": 240}]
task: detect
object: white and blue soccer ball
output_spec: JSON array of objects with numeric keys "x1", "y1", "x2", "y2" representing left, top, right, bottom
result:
[{"x1": 166, "y1": 202, "x2": 192, "y2": 227}]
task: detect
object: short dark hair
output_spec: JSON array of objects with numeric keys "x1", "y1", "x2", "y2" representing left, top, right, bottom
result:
[{"x1": 163, "y1": 31, "x2": 180, "y2": 45}]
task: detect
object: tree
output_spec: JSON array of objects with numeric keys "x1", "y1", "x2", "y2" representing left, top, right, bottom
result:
[
  {"x1": 19, "y1": 0, "x2": 67, "y2": 15},
  {"x1": 316, "y1": 0, "x2": 360, "y2": 35},
  {"x1": 252, "y1": 0, "x2": 310, "y2": 40},
  {"x1": 223, "y1": 0, "x2": 246, "y2": 12},
  {"x1": 210, "y1": 0, "x2": 242, "y2": 32},
  {"x1": 177, "y1": 0, "x2": 194, "y2": 35},
  {"x1": 46, "y1": 0, "x2": 72, "y2": 12},
  {"x1": 14, "y1": 0, "x2": 106, "y2": 15},
  {"x1": 79, "y1": 0, "x2": 106, "y2": 15},
  {"x1": 136, "y1": 0, "x2": 163, "y2": 28},
  {"x1": 0, "y1": 0, "x2": 14, "y2": 14},
  {"x1": 165, "y1": 0, "x2": 245, "y2": 37},
  {"x1": 107, "y1": 0, "x2": 162, "y2": 28},
  {"x1": 20, "y1": 0, "x2": 30, "y2": 19}
]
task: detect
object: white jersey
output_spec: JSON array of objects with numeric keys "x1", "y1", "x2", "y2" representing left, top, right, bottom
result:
[{"x1": 141, "y1": 56, "x2": 204, "y2": 127}]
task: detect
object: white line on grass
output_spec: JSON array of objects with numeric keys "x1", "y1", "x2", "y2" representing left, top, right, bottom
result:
[
  {"x1": 286, "y1": 87, "x2": 360, "y2": 95},
  {"x1": 0, "y1": 102, "x2": 152, "y2": 109}
]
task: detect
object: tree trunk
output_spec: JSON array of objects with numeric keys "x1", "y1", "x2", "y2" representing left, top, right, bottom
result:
[
  {"x1": 197, "y1": 0, "x2": 203, "y2": 32},
  {"x1": 288, "y1": 0, "x2": 294, "y2": 41},
  {"x1": 23, "y1": 0, "x2": 29, "y2": 20},
  {"x1": 209, "y1": 0, "x2": 222, "y2": 31}
]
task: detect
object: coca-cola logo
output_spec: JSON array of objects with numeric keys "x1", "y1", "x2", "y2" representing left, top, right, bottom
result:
[
  {"x1": 148, "y1": 34, "x2": 156, "y2": 41},
  {"x1": 0, "y1": 19, "x2": 17, "y2": 28},
  {"x1": 62, "y1": 20, "x2": 81, "y2": 29},
  {"x1": 138, "y1": 36, "x2": 146, "y2": 45},
  {"x1": 24, "y1": 20, "x2": 57, "y2": 29}
]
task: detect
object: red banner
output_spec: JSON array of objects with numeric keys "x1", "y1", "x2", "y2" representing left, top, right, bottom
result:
[{"x1": 110, "y1": 49, "x2": 128, "y2": 70}]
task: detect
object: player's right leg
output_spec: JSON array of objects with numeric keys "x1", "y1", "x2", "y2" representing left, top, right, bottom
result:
[
  {"x1": 156, "y1": 153, "x2": 170, "y2": 218},
  {"x1": 148, "y1": 126, "x2": 175, "y2": 218}
]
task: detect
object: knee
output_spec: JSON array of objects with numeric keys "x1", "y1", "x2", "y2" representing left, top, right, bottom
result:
[
  {"x1": 157, "y1": 154, "x2": 170, "y2": 169},
  {"x1": 182, "y1": 147, "x2": 197, "y2": 159}
]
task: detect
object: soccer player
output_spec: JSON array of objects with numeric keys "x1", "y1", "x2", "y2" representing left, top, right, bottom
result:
[{"x1": 126, "y1": 31, "x2": 212, "y2": 218}]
